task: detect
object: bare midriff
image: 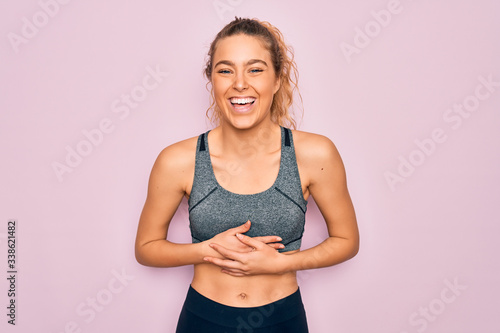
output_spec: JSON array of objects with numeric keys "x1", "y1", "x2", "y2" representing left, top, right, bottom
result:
[{"x1": 191, "y1": 249, "x2": 299, "y2": 307}]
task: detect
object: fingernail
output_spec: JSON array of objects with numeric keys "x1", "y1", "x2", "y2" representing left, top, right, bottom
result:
[
  {"x1": 276, "y1": 237, "x2": 282, "y2": 241},
  {"x1": 209, "y1": 243, "x2": 214, "y2": 248},
  {"x1": 236, "y1": 233, "x2": 243, "y2": 239},
  {"x1": 280, "y1": 244, "x2": 285, "y2": 248}
]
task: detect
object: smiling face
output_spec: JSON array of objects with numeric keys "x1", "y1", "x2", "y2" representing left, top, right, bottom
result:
[{"x1": 211, "y1": 34, "x2": 281, "y2": 130}]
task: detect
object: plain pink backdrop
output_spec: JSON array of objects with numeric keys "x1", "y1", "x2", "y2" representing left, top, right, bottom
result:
[{"x1": 1, "y1": 0, "x2": 499, "y2": 332}]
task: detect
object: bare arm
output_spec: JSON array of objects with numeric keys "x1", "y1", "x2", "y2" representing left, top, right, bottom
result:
[
  {"x1": 280, "y1": 132, "x2": 359, "y2": 271},
  {"x1": 135, "y1": 138, "x2": 205, "y2": 267},
  {"x1": 135, "y1": 138, "x2": 284, "y2": 267}
]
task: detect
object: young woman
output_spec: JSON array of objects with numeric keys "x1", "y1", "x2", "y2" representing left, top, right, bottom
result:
[{"x1": 135, "y1": 18, "x2": 359, "y2": 332}]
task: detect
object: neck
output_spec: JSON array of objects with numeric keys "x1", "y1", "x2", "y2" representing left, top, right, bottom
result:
[{"x1": 215, "y1": 121, "x2": 281, "y2": 157}]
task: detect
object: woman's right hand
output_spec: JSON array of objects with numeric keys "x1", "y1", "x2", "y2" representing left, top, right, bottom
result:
[{"x1": 201, "y1": 220, "x2": 284, "y2": 259}]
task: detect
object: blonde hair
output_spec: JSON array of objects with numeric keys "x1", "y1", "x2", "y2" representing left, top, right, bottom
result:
[{"x1": 204, "y1": 17, "x2": 302, "y2": 129}]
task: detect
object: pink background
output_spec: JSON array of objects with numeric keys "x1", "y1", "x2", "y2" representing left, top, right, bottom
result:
[{"x1": 1, "y1": 0, "x2": 499, "y2": 332}]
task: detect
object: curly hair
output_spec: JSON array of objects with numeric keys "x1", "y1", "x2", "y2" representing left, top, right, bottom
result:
[{"x1": 204, "y1": 17, "x2": 302, "y2": 129}]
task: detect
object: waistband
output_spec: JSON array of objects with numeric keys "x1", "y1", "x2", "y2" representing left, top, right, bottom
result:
[{"x1": 182, "y1": 285, "x2": 305, "y2": 328}]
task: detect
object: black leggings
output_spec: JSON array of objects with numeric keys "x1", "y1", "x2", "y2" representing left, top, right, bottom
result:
[{"x1": 176, "y1": 285, "x2": 309, "y2": 333}]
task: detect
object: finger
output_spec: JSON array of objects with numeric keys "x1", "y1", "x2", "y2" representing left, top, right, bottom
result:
[
  {"x1": 203, "y1": 256, "x2": 244, "y2": 271},
  {"x1": 230, "y1": 220, "x2": 251, "y2": 235},
  {"x1": 235, "y1": 233, "x2": 265, "y2": 250},
  {"x1": 267, "y1": 243, "x2": 285, "y2": 250},
  {"x1": 209, "y1": 243, "x2": 244, "y2": 261},
  {"x1": 253, "y1": 235, "x2": 283, "y2": 244},
  {"x1": 221, "y1": 269, "x2": 246, "y2": 277}
]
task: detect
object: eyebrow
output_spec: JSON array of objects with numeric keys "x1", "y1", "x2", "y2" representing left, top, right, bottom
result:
[{"x1": 214, "y1": 59, "x2": 268, "y2": 68}]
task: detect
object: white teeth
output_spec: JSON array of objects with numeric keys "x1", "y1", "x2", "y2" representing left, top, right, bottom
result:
[{"x1": 230, "y1": 97, "x2": 256, "y2": 105}]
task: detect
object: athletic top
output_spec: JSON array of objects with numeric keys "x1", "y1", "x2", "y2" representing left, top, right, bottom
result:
[{"x1": 188, "y1": 127, "x2": 307, "y2": 252}]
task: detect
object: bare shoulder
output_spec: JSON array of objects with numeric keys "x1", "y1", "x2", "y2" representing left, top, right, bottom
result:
[
  {"x1": 149, "y1": 135, "x2": 199, "y2": 194},
  {"x1": 291, "y1": 130, "x2": 342, "y2": 165},
  {"x1": 155, "y1": 136, "x2": 198, "y2": 169},
  {"x1": 291, "y1": 130, "x2": 346, "y2": 188}
]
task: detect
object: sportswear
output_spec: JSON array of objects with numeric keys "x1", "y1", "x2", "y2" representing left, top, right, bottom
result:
[
  {"x1": 175, "y1": 285, "x2": 309, "y2": 332},
  {"x1": 188, "y1": 127, "x2": 307, "y2": 252}
]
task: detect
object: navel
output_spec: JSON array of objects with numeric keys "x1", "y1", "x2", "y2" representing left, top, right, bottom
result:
[{"x1": 238, "y1": 292, "x2": 248, "y2": 300}]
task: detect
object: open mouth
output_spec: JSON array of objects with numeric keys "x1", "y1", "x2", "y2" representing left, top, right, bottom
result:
[
  {"x1": 230, "y1": 97, "x2": 256, "y2": 106},
  {"x1": 229, "y1": 97, "x2": 256, "y2": 113}
]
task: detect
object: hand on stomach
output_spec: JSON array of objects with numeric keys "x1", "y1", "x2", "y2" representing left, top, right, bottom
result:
[
  {"x1": 194, "y1": 221, "x2": 300, "y2": 307},
  {"x1": 191, "y1": 257, "x2": 298, "y2": 307}
]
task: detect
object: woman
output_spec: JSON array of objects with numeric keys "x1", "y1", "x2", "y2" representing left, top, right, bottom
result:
[{"x1": 135, "y1": 17, "x2": 359, "y2": 332}]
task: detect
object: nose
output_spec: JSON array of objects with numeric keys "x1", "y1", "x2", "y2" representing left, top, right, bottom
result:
[{"x1": 233, "y1": 71, "x2": 248, "y2": 91}]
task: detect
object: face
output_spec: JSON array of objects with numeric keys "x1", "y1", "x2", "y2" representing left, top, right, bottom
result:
[{"x1": 211, "y1": 34, "x2": 280, "y2": 130}]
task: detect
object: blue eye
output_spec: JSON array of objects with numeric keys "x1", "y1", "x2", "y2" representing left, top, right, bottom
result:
[
  {"x1": 250, "y1": 69, "x2": 263, "y2": 73},
  {"x1": 218, "y1": 69, "x2": 231, "y2": 74}
]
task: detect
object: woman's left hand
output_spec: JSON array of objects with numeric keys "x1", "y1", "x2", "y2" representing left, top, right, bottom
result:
[{"x1": 203, "y1": 232, "x2": 289, "y2": 276}]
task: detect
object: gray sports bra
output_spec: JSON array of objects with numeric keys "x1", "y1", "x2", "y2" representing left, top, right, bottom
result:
[{"x1": 188, "y1": 127, "x2": 307, "y2": 252}]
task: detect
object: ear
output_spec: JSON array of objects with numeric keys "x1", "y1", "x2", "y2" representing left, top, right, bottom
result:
[{"x1": 273, "y1": 76, "x2": 281, "y2": 95}]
